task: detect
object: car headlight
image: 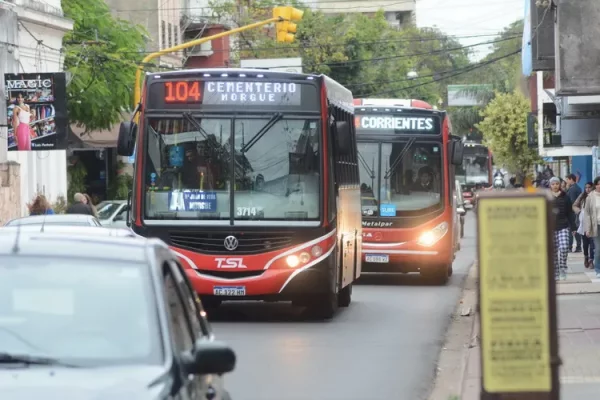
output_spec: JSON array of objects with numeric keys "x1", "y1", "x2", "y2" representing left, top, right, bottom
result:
[{"x1": 417, "y1": 222, "x2": 449, "y2": 247}]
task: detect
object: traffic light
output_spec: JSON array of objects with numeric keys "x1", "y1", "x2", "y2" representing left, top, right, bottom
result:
[{"x1": 273, "y1": 6, "x2": 304, "y2": 43}]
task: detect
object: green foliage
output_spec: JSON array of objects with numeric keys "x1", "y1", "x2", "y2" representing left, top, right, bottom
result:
[
  {"x1": 62, "y1": 0, "x2": 148, "y2": 132},
  {"x1": 108, "y1": 161, "x2": 133, "y2": 200},
  {"x1": 476, "y1": 91, "x2": 539, "y2": 175},
  {"x1": 449, "y1": 20, "x2": 524, "y2": 136},
  {"x1": 67, "y1": 161, "x2": 87, "y2": 202},
  {"x1": 210, "y1": 1, "x2": 471, "y2": 104}
]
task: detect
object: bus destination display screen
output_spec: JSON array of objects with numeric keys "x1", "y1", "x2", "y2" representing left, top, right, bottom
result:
[
  {"x1": 355, "y1": 114, "x2": 441, "y2": 135},
  {"x1": 147, "y1": 79, "x2": 319, "y2": 110}
]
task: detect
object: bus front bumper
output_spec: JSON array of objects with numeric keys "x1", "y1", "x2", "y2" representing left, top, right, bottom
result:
[{"x1": 361, "y1": 242, "x2": 453, "y2": 273}]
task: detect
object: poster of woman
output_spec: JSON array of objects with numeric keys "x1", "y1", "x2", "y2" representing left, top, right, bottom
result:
[{"x1": 4, "y1": 73, "x2": 67, "y2": 151}]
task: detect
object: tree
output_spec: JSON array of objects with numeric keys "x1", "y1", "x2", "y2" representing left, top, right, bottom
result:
[
  {"x1": 449, "y1": 20, "x2": 524, "y2": 136},
  {"x1": 62, "y1": 0, "x2": 148, "y2": 132},
  {"x1": 209, "y1": 1, "x2": 471, "y2": 104},
  {"x1": 476, "y1": 91, "x2": 538, "y2": 177}
]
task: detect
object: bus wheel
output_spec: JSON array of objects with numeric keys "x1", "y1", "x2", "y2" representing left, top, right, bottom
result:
[
  {"x1": 338, "y1": 283, "x2": 352, "y2": 307},
  {"x1": 308, "y1": 291, "x2": 338, "y2": 320},
  {"x1": 421, "y1": 265, "x2": 449, "y2": 285}
]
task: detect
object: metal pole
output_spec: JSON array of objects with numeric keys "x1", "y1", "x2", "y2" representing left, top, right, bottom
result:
[{"x1": 133, "y1": 16, "x2": 282, "y2": 110}]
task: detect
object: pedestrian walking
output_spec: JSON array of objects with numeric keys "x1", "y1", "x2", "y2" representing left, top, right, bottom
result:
[
  {"x1": 549, "y1": 177, "x2": 577, "y2": 281},
  {"x1": 574, "y1": 182, "x2": 595, "y2": 269},
  {"x1": 583, "y1": 177, "x2": 600, "y2": 278},
  {"x1": 566, "y1": 174, "x2": 583, "y2": 252},
  {"x1": 66, "y1": 192, "x2": 94, "y2": 216},
  {"x1": 28, "y1": 194, "x2": 54, "y2": 216}
]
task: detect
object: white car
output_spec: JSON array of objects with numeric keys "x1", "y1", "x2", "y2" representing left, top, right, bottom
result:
[
  {"x1": 96, "y1": 200, "x2": 129, "y2": 228},
  {"x1": 4, "y1": 214, "x2": 102, "y2": 227}
]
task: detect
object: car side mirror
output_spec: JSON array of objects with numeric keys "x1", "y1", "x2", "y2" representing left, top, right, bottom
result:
[
  {"x1": 457, "y1": 206, "x2": 466, "y2": 216},
  {"x1": 335, "y1": 121, "x2": 352, "y2": 156},
  {"x1": 117, "y1": 121, "x2": 138, "y2": 156},
  {"x1": 182, "y1": 339, "x2": 236, "y2": 376}
]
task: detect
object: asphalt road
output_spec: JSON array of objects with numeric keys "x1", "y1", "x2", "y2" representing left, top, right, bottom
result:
[{"x1": 209, "y1": 214, "x2": 477, "y2": 400}]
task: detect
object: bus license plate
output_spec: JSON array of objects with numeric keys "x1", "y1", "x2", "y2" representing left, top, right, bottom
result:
[
  {"x1": 213, "y1": 286, "x2": 246, "y2": 296},
  {"x1": 365, "y1": 254, "x2": 389, "y2": 263}
]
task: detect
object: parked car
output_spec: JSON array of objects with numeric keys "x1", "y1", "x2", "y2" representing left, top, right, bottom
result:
[
  {"x1": 4, "y1": 214, "x2": 102, "y2": 227},
  {"x1": 0, "y1": 226, "x2": 235, "y2": 399},
  {"x1": 96, "y1": 200, "x2": 129, "y2": 228}
]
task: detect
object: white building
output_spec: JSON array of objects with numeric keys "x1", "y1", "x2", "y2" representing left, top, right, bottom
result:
[
  {"x1": 1, "y1": 0, "x2": 73, "y2": 215},
  {"x1": 313, "y1": 0, "x2": 416, "y2": 29}
]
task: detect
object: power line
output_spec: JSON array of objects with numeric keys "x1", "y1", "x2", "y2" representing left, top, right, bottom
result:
[{"x1": 362, "y1": 48, "x2": 522, "y2": 97}]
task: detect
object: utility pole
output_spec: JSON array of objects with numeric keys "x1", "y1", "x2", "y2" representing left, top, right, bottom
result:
[{"x1": 0, "y1": 6, "x2": 19, "y2": 163}]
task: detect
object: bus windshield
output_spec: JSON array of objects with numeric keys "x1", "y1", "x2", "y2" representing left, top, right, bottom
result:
[
  {"x1": 142, "y1": 116, "x2": 321, "y2": 223},
  {"x1": 358, "y1": 140, "x2": 443, "y2": 217},
  {"x1": 456, "y1": 145, "x2": 490, "y2": 186}
]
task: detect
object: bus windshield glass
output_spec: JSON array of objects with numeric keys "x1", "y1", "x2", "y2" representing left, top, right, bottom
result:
[
  {"x1": 456, "y1": 145, "x2": 490, "y2": 186},
  {"x1": 358, "y1": 140, "x2": 443, "y2": 217},
  {"x1": 142, "y1": 116, "x2": 321, "y2": 223}
]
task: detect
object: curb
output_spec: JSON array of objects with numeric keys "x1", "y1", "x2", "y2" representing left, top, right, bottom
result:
[{"x1": 458, "y1": 263, "x2": 478, "y2": 397}]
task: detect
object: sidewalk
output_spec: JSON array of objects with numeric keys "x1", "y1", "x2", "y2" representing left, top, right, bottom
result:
[{"x1": 461, "y1": 252, "x2": 600, "y2": 399}]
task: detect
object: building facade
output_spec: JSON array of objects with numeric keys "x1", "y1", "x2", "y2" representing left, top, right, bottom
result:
[
  {"x1": 314, "y1": 0, "x2": 416, "y2": 29},
  {"x1": 1, "y1": 0, "x2": 73, "y2": 216}
]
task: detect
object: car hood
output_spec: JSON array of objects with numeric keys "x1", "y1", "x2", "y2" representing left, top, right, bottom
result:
[{"x1": 0, "y1": 365, "x2": 167, "y2": 400}]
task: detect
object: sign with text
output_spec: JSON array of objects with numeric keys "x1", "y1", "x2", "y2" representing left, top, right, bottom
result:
[
  {"x1": 477, "y1": 191, "x2": 559, "y2": 400},
  {"x1": 355, "y1": 114, "x2": 441, "y2": 134},
  {"x1": 4, "y1": 73, "x2": 68, "y2": 151},
  {"x1": 147, "y1": 79, "x2": 319, "y2": 111},
  {"x1": 168, "y1": 190, "x2": 217, "y2": 212}
]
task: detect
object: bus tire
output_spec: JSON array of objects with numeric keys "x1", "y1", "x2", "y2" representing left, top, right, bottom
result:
[
  {"x1": 338, "y1": 283, "x2": 352, "y2": 307},
  {"x1": 421, "y1": 265, "x2": 449, "y2": 285},
  {"x1": 308, "y1": 290, "x2": 338, "y2": 320}
]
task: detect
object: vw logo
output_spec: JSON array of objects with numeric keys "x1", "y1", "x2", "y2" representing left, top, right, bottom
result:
[{"x1": 223, "y1": 235, "x2": 239, "y2": 251}]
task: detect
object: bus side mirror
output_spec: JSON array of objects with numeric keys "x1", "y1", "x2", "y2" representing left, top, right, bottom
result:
[
  {"x1": 336, "y1": 121, "x2": 352, "y2": 156},
  {"x1": 450, "y1": 141, "x2": 464, "y2": 166},
  {"x1": 117, "y1": 121, "x2": 138, "y2": 156}
]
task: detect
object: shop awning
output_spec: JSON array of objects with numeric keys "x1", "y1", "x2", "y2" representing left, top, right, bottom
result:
[{"x1": 69, "y1": 124, "x2": 121, "y2": 149}]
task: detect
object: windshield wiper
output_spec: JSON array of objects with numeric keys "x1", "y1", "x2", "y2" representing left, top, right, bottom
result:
[
  {"x1": 240, "y1": 113, "x2": 283, "y2": 154},
  {"x1": 182, "y1": 112, "x2": 210, "y2": 141},
  {"x1": 0, "y1": 353, "x2": 80, "y2": 368},
  {"x1": 384, "y1": 138, "x2": 415, "y2": 179},
  {"x1": 357, "y1": 151, "x2": 375, "y2": 179}
]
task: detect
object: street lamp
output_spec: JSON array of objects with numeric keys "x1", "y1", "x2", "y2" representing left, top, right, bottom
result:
[{"x1": 406, "y1": 70, "x2": 418, "y2": 79}]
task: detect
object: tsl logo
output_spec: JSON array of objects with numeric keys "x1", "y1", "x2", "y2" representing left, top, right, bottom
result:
[{"x1": 215, "y1": 258, "x2": 247, "y2": 269}]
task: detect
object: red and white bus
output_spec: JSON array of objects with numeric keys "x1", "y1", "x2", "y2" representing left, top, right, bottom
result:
[
  {"x1": 117, "y1": 68, "x2": 362, "y2": 319},
  {"x1": 354, "y1": 98, "x2": 464, "y2": 284},
  {"x1": 456, "y1": 141, "x2": 493, "y2": 208}
]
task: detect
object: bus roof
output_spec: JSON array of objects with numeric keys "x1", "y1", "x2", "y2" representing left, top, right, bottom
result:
[
  {"x1": 145, "y1": 68, "x2": 354, "y2": 112},
  {"x1": 353, "y1": 98, "x2": 434, "y2": 109}
]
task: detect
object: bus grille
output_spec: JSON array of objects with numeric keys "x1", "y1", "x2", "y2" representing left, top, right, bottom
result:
[{"x1": 169, "y1": 231, "x2": 294, "y2": 255}]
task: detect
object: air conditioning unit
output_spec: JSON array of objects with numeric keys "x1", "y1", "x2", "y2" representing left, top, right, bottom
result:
[{"x1": 188, "y1": 41, "x2": 213, "y2": 57}]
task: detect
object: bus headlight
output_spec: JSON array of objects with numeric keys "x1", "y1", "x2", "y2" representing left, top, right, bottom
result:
[
  {"x1": 417, "y1": 222, "x2": 449, "y2": 247},
  {"x1": 299, "y1": 252, "x2": 311, "y2": 263},
  {"x1": 311, "y1": 245, "x2": 323, "y2": 257},
  {"x1": 286, "y1": 255, "x2": 300, "y2": 268}
]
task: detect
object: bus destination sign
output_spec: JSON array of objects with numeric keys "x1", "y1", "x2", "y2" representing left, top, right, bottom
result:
[
  {"x1": 355, "y1": 115, "x2": 441, "y2": 134},
  {"x1": 151, "y1": 79, "x2": 312, "y2": 109}
]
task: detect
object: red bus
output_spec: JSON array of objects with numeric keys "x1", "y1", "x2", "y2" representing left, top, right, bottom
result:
[
  {"x1": 117, "y1": 68, "x2": 362, "y2": 319},
  {"x1": 354, "y1": 98, "x2": 464, "y2": 284},
  {"x1": 456, "y1": 141, "x2": 493, "y2": 208}
]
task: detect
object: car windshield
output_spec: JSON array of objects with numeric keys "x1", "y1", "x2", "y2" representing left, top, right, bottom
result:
[
  {"x1": 456, "y1": 145, "x2": 490, "y2": 185},
  {"x1": 96, "y1": 202, "x2": 122, "y2": 220},
  {"x1": 358, "y1": 140, "x2": 443, "y2": 216},
  {"x1": 143, "y1": 116, "x2": 320, "y2": 224},
  {"x1": 0, "y1": 257, "x2": 162, "y2": 366}
]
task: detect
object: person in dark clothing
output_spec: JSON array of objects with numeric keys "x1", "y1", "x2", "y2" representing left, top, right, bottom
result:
[
  {"x1": 66, "y1": 192, "x2": 94, "y2": 216},
  {"x1": 566, "y1": 173, "x2": 583, "y2": 252},
  {"x1": 549, "y1": 177, "x2": 577, "y2": 280},
  {"x1": 573, "y1": 182, "x2": 595, "y2": 269}
]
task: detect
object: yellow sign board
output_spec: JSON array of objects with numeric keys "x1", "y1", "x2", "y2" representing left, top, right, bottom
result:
[{"x1": 478, "y1": 196, "x2": 552, "y2": 393}]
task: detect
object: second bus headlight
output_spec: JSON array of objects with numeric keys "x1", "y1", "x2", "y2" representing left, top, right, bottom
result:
[{"x1": 417, "y1": 222, "x2": 449, "y2": 247}]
